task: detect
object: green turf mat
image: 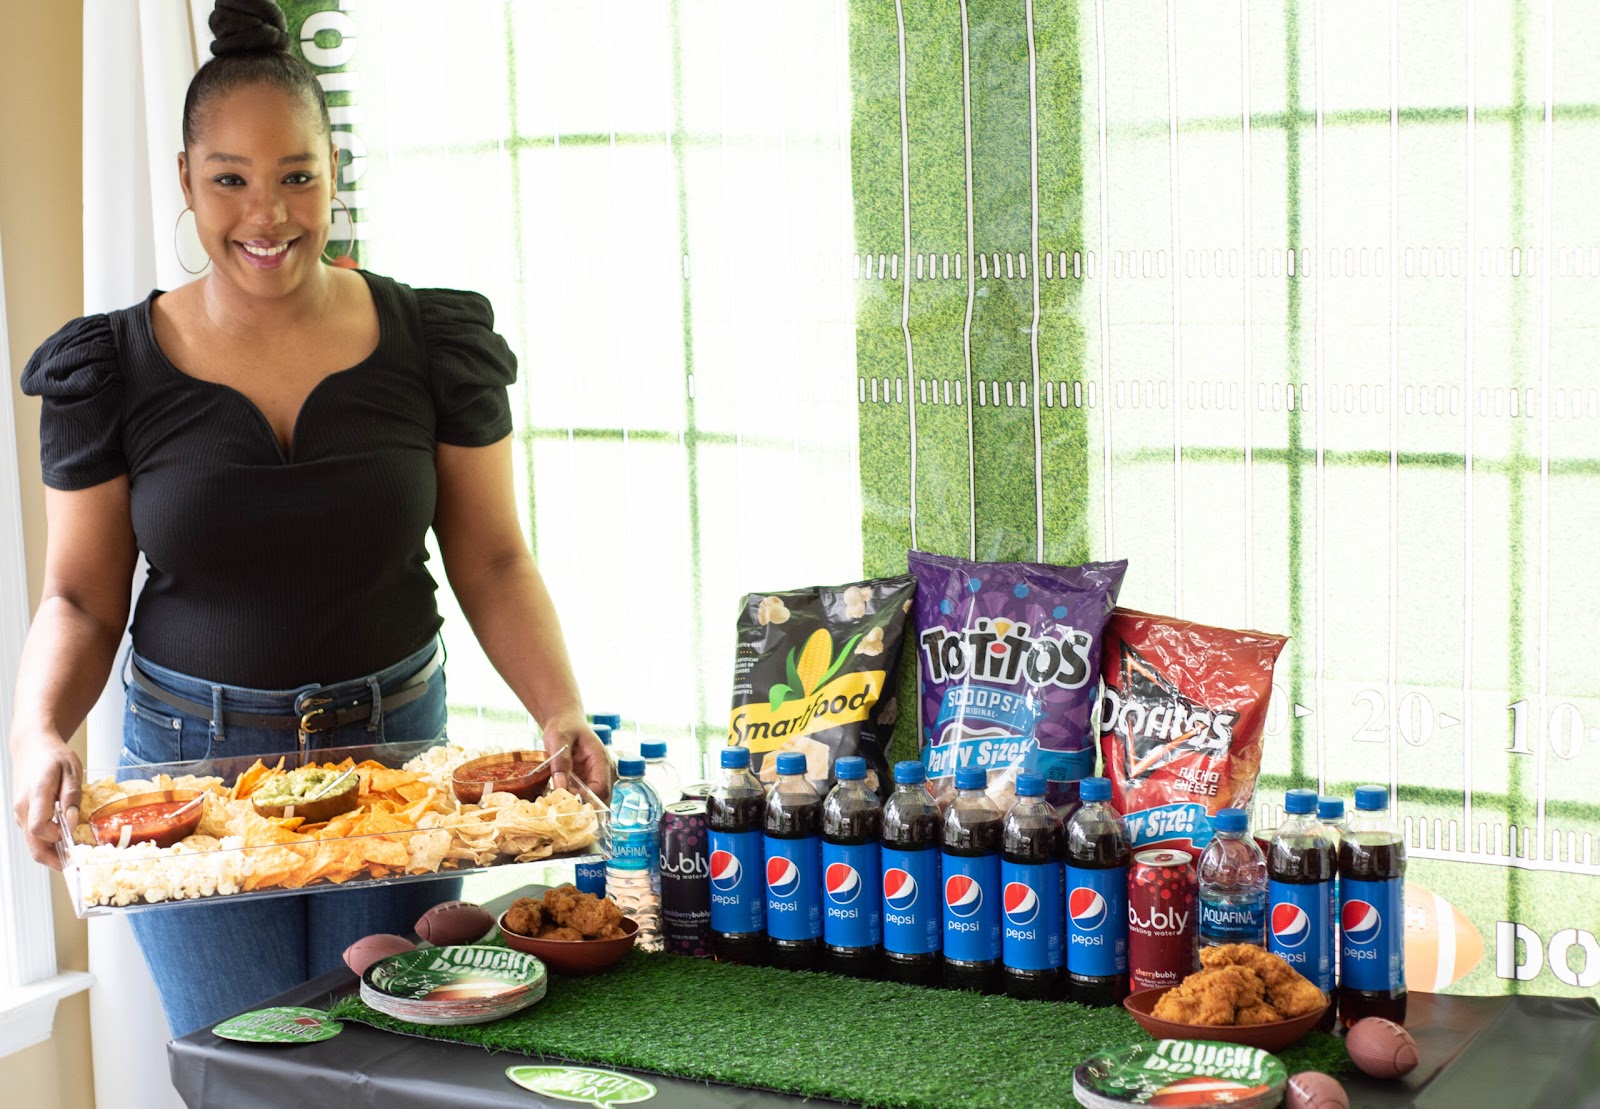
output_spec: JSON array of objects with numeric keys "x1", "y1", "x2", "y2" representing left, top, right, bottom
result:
[{"x1": 330, "y1": 952, "x2": 1349, "y2": 1108}]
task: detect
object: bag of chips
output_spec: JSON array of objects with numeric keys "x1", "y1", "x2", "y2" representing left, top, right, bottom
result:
[
  {"x1": 909, "y1": 550, "x2": 1128, "y2": 813},
  {"x1": 728, "y1": 575, "x2": 916, "y2": 794},
  {"x1": 1097, "y1": 608, "x2": 1287, "y2": 859}
]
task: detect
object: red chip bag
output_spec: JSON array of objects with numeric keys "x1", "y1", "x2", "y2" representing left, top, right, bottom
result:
[{"x1": 1097, "y1": 608, "x2": 1287, "y2": 860}]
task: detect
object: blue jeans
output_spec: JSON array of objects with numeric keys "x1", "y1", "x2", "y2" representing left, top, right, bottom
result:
[{"x1": 120, "y1": 638, "x2": 461, "y2": 1037}]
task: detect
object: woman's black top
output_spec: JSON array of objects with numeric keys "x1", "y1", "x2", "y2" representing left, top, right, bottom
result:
[{"x1": 20, "y1": 271, "x2": 516, "y2": 689}]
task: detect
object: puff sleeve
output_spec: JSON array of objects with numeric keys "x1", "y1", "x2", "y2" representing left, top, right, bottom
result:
[
  {"x1": 18, "y1": 315, "x2": 128, "y2": 489},
  {"x1": 416, "y1": 288, "x2": 518, "y2": 447}
]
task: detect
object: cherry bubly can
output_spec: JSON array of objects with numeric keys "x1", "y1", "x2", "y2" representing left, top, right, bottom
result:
[{"x1": 1128, "y1": 848, "x2": 1198, "y2": 991}]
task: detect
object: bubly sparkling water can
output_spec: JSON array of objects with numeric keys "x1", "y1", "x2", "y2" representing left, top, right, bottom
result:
[
  {"x1": 679, "y1": 781, "x2": 715, "y2": 802},
  {"x1": 659, "y1": 800, "x2": 712, "y2": 958},
  {"x1": 1128, "y1": 848, "x2": 1198, "y2": 991}
]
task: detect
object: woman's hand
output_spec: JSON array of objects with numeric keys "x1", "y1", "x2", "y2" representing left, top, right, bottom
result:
[
  {"x1": 540, "y1": 708, "x2": 612, "y2": 804},
  {"x1": 9, "y1": 731, "x2": 83, "y2": 871}
]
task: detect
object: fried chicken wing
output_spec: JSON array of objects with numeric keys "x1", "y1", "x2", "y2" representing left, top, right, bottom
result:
[
  {"x1": 1151, "y1": 965, "x2": 1266, "y2": 1025},
  {"x1": 1235, "y1": 1002, "x2": 1285, "y2": 1025},
  {"x1": 1199, "y1": 942, "x2": 1326, "y2": 1017},
  {"x1": 503, "y1": 897, "x2": 544, "y2": 936},
  {"x1": 541, "y1": 925, "x2": 585, "y2": 941}
]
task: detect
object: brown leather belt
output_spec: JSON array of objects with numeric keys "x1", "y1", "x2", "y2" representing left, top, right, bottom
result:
[{"x1": 127, "y1": 648, "x2": 443, "y2": 734}]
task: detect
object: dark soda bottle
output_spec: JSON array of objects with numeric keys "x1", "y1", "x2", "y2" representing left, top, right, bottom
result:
[
  {"x1": 821, "y1": 756, "x2": 883, "y2": 978},
  {"x1": 1064, "y1": 775, "x2": 1130, "y2": 1006},
  {"x1": 1339, "y1": 785, "x2": 1407, "y2": 1027},
  {"x1": 1268, "y1": 788, "x2": 1336, "y2": 1031},
  {"x1": 763, "y1": 751, "x2": 822, "y2": 970},
  {"x1": 941, "y1": 765, "x2": 1002, "y2": 993},
  {"x1": 881, "y1": 760, "x2": 942, "y2": 987},
  {"x1": 1001, "y1": 772, "x2": 1065, "y2": 1000},
  {"x1": 707, "y1": 747, "x2": 766, "y2": 965}
]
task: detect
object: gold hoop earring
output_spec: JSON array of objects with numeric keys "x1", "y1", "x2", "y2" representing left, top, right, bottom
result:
[
  {"x1": 173, "y1": 207, "x2": 210, "y2": 275},
  {"x1": 322, "y1": 196, "x2": 356, "y2": 266}
]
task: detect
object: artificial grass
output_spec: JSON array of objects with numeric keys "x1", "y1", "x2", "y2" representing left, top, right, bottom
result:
[{"x1": 329, "y1": 951, "x2": 1349, "y2": 1109}]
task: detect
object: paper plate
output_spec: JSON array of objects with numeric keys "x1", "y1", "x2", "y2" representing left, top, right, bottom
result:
[
  {"x1": 213, "y1": 1006, "x2": 344, "y2": 1044},
  {"x1": 362, "y1": 945, "x2": 547, "y2": 1025},
  {"x1": 1072, "y1": 1039, "x2": 1287, "y2": 1108}
]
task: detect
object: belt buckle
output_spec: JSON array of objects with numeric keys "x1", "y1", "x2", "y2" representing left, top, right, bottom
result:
[{"x1": 299, "y1": 697, "x2": 337, "y2": 734}]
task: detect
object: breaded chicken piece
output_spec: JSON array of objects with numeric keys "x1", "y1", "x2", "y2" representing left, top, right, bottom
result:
[
  {"x1": 541, "y1": 925, "x2": 585, "y2": 941},
  {"x1": 1199, "y1": 943, "x2": 1326, "y2": 1017},
  {"x1": 565, "y1": 895, "x2": 625, "y2": 938},
  {"x1": 541, "y1": 884, "x2": 585, "y2": 921},
  {"x1": 503, "y1": 897, "x2": 544, "y2": 937},
  {"x1": 1152, "y1": 965, "x2": 1265, "y2": 1025},
  {"x1": 1235, "y1": 1002, "x2": 1285, "y2": 1025}
]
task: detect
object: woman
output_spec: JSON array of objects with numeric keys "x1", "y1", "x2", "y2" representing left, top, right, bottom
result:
[{"x1": 7, "y1": 0, "x2": 609, "y2": 1036}]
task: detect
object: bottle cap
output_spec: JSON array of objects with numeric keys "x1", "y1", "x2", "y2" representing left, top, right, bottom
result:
[
  {"x1": 775, "y1": 752, "x2": 808, "y2": 777},
  {"x1": 720, "y1": 747, "x2": 750, "y2": 769},
  {"x1": 589, "y1": 712, "x2": 624, "y2": 732},
  {"x1": 1215, "y1": 808, "x2": 1248, "y2": 833},
  {"x1": 590, "y1": 723, "x2": 612, "y2": 746},
  {"x1": 617, "y1": 756, "x2": 645, "y2": 778},
  {"x1": 1014, "y1": 773, "x2": 1045, "y2": 798},
  {"x1": 893, "y1": 760, "x2": 926, "y2": 785},
  {"x1": 1079, "y1": 776, "x2": 1111, "y2": 803},
  {"x1": 1317, "y1": 796, "x2": 1345, "y2": 821},
  {"x1": 641, "y1": 740, "x2": 667, "y2": 760},
  {"x1": 834, "y1": 756, "x2": 866, "y2": 781},
  {"x1": 1284, "y1": 788, "x2": 1318, "y2": 815},
  {"x1": 1354, "y1": 784, "x2": 1390, "y2": 812},
  {"x1": 954, "y1": 767, "x2": 986, "y2": 791}
]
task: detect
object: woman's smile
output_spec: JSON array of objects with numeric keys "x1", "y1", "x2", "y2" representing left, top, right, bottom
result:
[{"x1": 235, "y1": 236, "x2": 300, "y2": 269}]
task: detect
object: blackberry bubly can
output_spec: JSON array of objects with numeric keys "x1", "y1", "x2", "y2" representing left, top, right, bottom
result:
[
  {"x1": 1128, "y1": 849, "x2": 1198, "y2": 991},
  {"x1": 660, "y1": 800, "x2": 711, "y2": 958}
]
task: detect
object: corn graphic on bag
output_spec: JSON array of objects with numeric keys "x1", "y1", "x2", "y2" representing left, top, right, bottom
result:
[{"x1": 729, "y1": 575, "x2": 917, "y2": 795}]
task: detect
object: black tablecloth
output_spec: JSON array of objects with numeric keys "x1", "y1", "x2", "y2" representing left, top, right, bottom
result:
[{"x1": 168, "y1": 891, "x2": 1600, "y2": 1109}]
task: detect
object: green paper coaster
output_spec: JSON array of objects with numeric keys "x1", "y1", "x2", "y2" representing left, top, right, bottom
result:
[
  {"x1": 213, "y1": 1006, "x2": 343, "y2": 1044},
  {"x1": 506, "y1": 1066, "x2": 658, "y2": 1107}
]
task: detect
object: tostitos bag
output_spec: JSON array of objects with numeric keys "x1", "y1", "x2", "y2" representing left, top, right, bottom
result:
[
  {"x1": 909, "y1": 551, "x2": 1128, "y2": 813},
  {"x1": 1097, "y1": 608, "x2": 1287, "y2": 860}
]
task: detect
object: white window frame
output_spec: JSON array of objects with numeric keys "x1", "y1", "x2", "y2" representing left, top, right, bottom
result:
[{"x1": 0, "y1": 231, "x2": 94, "y2": 1058}]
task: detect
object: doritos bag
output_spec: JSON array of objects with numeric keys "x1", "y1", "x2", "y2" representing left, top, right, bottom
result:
[
  {"x1": 910, "y1": 551, "x2": 1128, "y2": 813},
  {"x1": 1098, "y1": 608, "x2": 1288, "y2": 860},
  {"x1": 728, "y1": 576, "x2": 916, "y2": 795}
]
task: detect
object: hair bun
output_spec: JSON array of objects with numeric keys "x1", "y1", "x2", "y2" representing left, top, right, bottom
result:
[{"x1": 209, "y1": 0, "x2": 291, "y2": 57}]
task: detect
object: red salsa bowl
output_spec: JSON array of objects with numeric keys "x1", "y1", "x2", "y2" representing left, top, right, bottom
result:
[
  {"x1": 451, "y1": 751, "x2": 553, "y2": 804},
  {"x1": 89, "y1": 790, "x2": 205, "y2": 849}
]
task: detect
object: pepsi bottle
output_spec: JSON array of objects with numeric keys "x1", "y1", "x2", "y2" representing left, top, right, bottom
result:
[
  {"x1": 1001, "y1": 772, "x2": 1065, "y2": 1000},
  {"x1": 1064, "y1": 776, "x2": 1130, "y2": 1006},
  {"x1": 1317, "y1": 795, "x2": 1347, "y2": 993},
  {"x1": 1339, "y1": 785, "x2": 1407, "y2": 1027},
  {"x1": 881, "y1": 760, "x2": 942, "y2": 987},
  {"x1": 707, "y1": 747, "x2": 766, "y2": 965},
  {"x1": 764, "y1": 751, "x2": 823, "y2": 970},
  {"x1": 821, "y1": 756, "x2": 882, "y2": 978},
  {"x1": 1268, "y1": 788, "x2": 1335, "y2": 1031},
  {"x1": 941, "y1": 766, "x2": 1002, "y2": 993}
]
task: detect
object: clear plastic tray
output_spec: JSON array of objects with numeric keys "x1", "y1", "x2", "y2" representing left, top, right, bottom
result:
[{"x1": 54, "y1": 740, "x2": 608, "y2": 918}]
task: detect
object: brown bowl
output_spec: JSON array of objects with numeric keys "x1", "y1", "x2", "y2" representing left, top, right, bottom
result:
[
  {"x1": 89, "y1": 790, "x2": 204, "y2": 849},
  {"x1": 1124, "y1": 986, "x2": 1331, "y2": 1053},
  {"x1": 452, "y1": 751, "x2": 553, "y2": 805},
  {"x1": 497, "y1": 912, "x2": 637, "y2": 976},
  {"x1": 250, "y1": 769, "x2": 362, "y2": 824}
]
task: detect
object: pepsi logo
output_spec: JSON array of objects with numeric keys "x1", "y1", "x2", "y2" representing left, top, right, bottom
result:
[
  {"x1": 945, "y1": 874, "x2": 983, "y2": 918},
  {"x1": 884, "y1": 868, "x2": 918, "y2": 911},
  {"x1": 825, "y1": 862, "x2": 862, "y2": 905},
  {"x1": 710, "y1": 850, "x2": 742, "y2": 892},
  {"x1": 766, "y1": 856, "x2": 802, "y2": 898},
  {"x1": 1343, "y1": 899, "x2": 1383, "y2": 946},
  {"x1": 1003, "y1": 882, "x2": 1040, "y2": 926},
  {"x1": 1271, "y1": 903, "x2": 1311, "y2": 949},
  {"x1": 1069, "y1": 887, "x2": 1108, "y2": 932}
]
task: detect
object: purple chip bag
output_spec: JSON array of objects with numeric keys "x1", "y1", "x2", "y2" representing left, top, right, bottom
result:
[{"x1": 908, "y1": 550, "x2": 1128, "y2": 814}]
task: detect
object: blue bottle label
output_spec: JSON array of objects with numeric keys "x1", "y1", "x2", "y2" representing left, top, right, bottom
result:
[
  {"x1": 708, "y1": 829, "x2": 764, "y2": 935},
  {"x1": 1199, "y1": 893, "x2": 1266, "y2": 945},
  {"x1": 610, "y1": 827, "x2": 657, "y2": 871},
  {"x1": 574, "y1": 860, "x2": 607, "y2": 897},
  {"x1": 1000, "y1": 859, "x2": 1064, "y2": 971},
  {"x1": 822, "y1": 840, "x2": 882, "y2": 949},
  {"x1": 941, "y1": 851, "x2": 1001, "y2": 963},
  {"x1": 764, "y1": 834, "x2": 822, "y2": 941},
  {"x1": 1340, "y1": 877, "x2": 1405, "y2": 992},
  {"x1": 1065, "y1": 864, "x2": 1128, "y2": 976},
  {"x1": 1268, "y1": 879, "x2": 1334, "y2": 992},
  {"x1": 881, "y1": 846, "x2": 941, "y2": 955}
]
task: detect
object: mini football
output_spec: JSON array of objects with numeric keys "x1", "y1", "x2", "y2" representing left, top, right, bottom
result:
[
  {"x1": 415, "y1": 899, "x2": 494, "y2": 946},
  {"x1": 1345, "y1": 1017, "x2": 1420, "y2": 1079},
  {"x1": 1286, "y1": 1071, "x2": 1349, "y2": 1109},
  {"x1": 342, "y1": 933, "x2": 415, "y2": 976}
]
